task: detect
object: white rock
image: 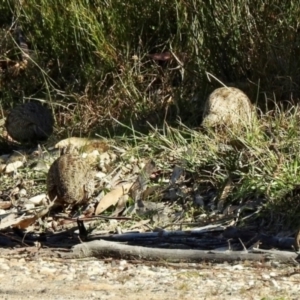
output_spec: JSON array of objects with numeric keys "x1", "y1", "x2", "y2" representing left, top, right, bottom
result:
[
  {"x1": 28, "y1": 193, "x2": 47, "y2": 205},
  {"x1": 248, "y1": 280, "x2": 255, "y2": 286},
  {"x1": 39, "y1": 266, "x2": 57, "y2": 274},
  {"x1": 5, "y1": 160, "x2": 24, "y2": 173},
  {"x1": 0, "y1": 264, "x2": 10, "y2": 270},
  {"x1": 129, "y1": 156, "x2": 137, "y2": 163},
  {"x1": 231, "y1": 264, "x2": 244, "y2": 270},
  {"x1": 19, "y1": 189, "x2": 27, "y2": 196},
  {"x1": 261, "y1": 274, "x2": 270, "y2": 280},
  {"x1": 95, "y1": 171, "x2": 107, "y2": 179},
  {"x1": 119, "y1": 260, "x2": 127, "y2": 266},
  {"x1": 202, "y1": 87, "x2": 254, "y2": 128},
  {"x1": 110, "y1": 153, "x2": 117, "y2": 161},
  {"x1": 271, "y1": 279, "x2": 280, "y2": 290}
]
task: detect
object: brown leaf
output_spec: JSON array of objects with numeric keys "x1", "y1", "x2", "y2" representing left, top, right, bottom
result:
[
  {"x1": 95, "y1": 183, "x2": 133, "y2": 215},
  {"x1": 111, "y1": 195, "x2": 129, "y2": 217},
  {"x1": 13, "y1": 215, "x2": 38, "y2": 229},
  {"x1": 0, "y1": 201, "x2": 12, "y2": 210}
]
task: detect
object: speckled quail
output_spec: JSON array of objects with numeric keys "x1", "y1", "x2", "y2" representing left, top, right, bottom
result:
[
  {"x1": 202, "y1": 87, "x2": 253, "y2": 128},
  {"x1": 47, "y1": 148, "x2": 95, "y2": 207},
  {"x1": 5, "y1": 102, "x2": 54, "y2": 144}
]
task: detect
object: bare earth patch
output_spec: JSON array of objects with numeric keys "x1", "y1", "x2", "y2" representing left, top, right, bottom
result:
[{"x1": 0, "y1": 249, "x2": 299, "y2": 300}]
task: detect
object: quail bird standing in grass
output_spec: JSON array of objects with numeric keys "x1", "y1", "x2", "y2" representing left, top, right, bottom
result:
[
  {"x1": 46, "y1": 146, "x2": 95, "y2": 207},
  {"x1": 5, "y1": 102, "x2": 54, "y2": 144},
  {"x1": 202, "y1": 87, "x2": 254, "y2": 129}
]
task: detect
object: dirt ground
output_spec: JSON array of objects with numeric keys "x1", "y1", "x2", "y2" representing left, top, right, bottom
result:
[{"x1": 0, "y1": 248, "x2": 299, "y2": 300}]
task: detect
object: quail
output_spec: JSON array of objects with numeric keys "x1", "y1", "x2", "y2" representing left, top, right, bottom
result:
[
  {"x1": 47, "y1": 147, "x2": 95, "y2": 207},
  {"x1": 202, "y1": 87, "x2": 254, "y2": 128},
  {"x1": 5, "y1": 102, "x2": 54, "y2": 144}
]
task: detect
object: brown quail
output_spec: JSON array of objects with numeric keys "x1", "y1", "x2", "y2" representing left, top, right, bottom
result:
[
  {"x1": 202, "y1": 87, "x2": 254, "y2": 128},
  {"x1": 5, "y1": 102, "x2": 54, "y2": 144},
  {"x1": 47, "y1": 149, "x2": 95, "y2": 207}
]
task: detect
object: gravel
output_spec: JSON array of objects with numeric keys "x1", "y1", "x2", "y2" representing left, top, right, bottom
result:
[{"x1": 0, "y1": 251, "x2": 299, "y2": 300}]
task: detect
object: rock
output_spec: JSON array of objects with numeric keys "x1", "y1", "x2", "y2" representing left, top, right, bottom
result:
[
  {"x1": 28, "y1": 194, "x2": 47, "y2": 206},
  {"x1": 5, "y1": 160, "x2": 24, "y2": 173},
  {"x1": 202, "y1": 87, "x2": 254, "y2": 129},
  {"x1": 5, "y1": 102, "x2": 54, "y2": 144}
]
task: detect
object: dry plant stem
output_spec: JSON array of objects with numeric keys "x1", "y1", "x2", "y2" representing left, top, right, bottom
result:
[{"x1": 56, "y1": 215, "x2": 132, "y2": 221}]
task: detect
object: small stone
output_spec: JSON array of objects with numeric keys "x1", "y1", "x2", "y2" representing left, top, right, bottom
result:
[
  {"x1": 95, "y1": 171, "x2": 106, "y2": 179},
  {"x1": 0, "y1": 264, "x2": 10, "y2": 271},
  {"x1": 28, "y1": 194, "x2": 47, "y2": 205},
  {"x1": 19, "y1": 189, "x2": 27, "y2": 196},
  {"x1": 39, "y1": 266, "x2": 57, "y2": 275},
  {"x1": 5, "y1": 160, "x2": 24, "y2": 173},
  {"x1": 261, "y1": 274, "x2": 270, "y2": 280},
  {"x1": 99, "y1": 152, "x2": 110, "y2": 162}
]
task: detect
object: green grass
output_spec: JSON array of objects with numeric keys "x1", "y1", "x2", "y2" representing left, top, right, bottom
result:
[
  {"x1": 1, "y1": 1, "x2": 300, "y2": 130},
  {"x1": 1, "y1": 1, "x2": 300, "y2": 230},
  {"x1": 114, "y1": 102, "x2": 300, "y2": 230}
]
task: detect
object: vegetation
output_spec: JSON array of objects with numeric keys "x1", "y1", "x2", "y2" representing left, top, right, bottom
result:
[
  {"x1": 1, "y1": 1, "x2": 300, "y2": 128},
  {"x1": 1, "y1": 1, "x2": 300, "y2": 230},
  {"x1": 117, "y1": 103, "x2": 300, "y2": 231}
]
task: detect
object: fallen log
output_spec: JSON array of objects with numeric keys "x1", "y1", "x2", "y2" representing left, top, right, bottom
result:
[{"x1": 59, "y1": 239, "x2": 300, "y2": 264}]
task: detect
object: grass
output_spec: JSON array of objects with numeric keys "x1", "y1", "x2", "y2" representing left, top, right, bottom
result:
[
  {"x1": 1, "y1": 1, "x2": 300, "y2": 230},
  {"x1": 2, "y1": 1, "x2": 300, "y2": 128},
  {"x1": 113, "y1": 102, "x2": 300, "y2": 230}
]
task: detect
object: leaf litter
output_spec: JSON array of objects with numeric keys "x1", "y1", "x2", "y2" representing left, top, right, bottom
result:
[{"x1": 0, "y1": 136, "x2": 299, "y2": 264}]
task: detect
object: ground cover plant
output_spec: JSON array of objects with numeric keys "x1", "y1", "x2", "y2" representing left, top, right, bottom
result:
[{"x1": 1, "y1": 0, "x2": 300, "y2": 235}]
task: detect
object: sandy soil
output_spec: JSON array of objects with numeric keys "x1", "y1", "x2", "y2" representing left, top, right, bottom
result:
[{"x1": 0, "y1": 248, "x2": 299, "y2": 300}]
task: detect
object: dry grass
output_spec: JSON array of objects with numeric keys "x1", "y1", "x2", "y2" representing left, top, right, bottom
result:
[
  {"x1": 1, "y1": 1, "x2": 300, "y2": 133},
  {"x1": 1, "y1": 1, "x2": 300, "y2": 230}
]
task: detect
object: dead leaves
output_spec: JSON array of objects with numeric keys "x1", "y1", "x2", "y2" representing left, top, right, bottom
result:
[
  {"x1": 95, "y1": 183, "x2": 133, "y2": 215},
  {"x1": 0, "y1": 132, "x2": 230, "y2": 238},
  {"x1": 0, "y1": 195, "x2": 50, "y2": 230},
  {"x1": 13, "y1": 215, "x2": 39, "y2": 230},
  {"x1": 0, "y1": 212, "x2": 37, "y2": 230},
  {"x1": 95, "y1": 160, "x2": 157, "y2": 216},
  {"x1": 0, "y1": 151, "x2": 26, "y2": 174}
]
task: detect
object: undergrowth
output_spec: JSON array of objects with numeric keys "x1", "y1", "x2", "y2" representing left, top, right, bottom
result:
[
  {"x1": 116, "y1": 103, "x2": 300, "y2": 230},
  {"x1": 1, "y1": 1, "x2": 300, "y2": 229},
  {"x1": 1, "y1": 1, "x2": 300, "y2": 133}
]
